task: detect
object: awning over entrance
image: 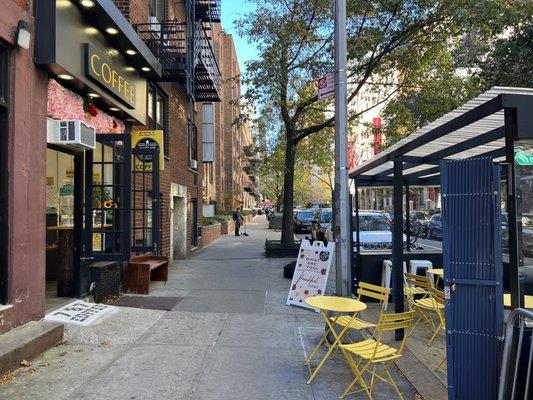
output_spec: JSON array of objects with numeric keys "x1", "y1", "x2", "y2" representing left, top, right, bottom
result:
[{"x1": 350, "y1": 87, "x2": 533, "y2": 187}]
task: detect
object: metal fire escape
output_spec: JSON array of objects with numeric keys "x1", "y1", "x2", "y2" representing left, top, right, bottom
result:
[{"x1": 133, "y1": 0, "x2": 221, "y2": 102}]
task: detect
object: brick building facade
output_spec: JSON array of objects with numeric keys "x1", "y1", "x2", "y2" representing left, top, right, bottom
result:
[
  {"x1": 114, "y1": 0, "x2": 219, "y2": 258},
  {"x1": 0, "y1": 0, "x2": 49, "y2": 334},
  {"x1": 202, "y1": 28, "x2": 259, "y2": 215},
  {"x1": 0, "y1": 0, "x2": 222, "y2": 341}
]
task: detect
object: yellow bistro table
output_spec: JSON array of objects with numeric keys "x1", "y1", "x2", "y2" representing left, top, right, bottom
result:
[
  {"x1": 426, "y1": 268, "x2": 444, "y2": 286},
  {"x1": 304, "y1": 296, "x2": 367, "y2": 384},
  {"x1": 503, "y1": 294, "x2": 533, "y2": 309}
]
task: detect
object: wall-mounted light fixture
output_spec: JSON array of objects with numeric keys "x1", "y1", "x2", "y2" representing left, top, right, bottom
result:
[{"x1": 15, "y1": 20, "x2": 32, "y2": 49}]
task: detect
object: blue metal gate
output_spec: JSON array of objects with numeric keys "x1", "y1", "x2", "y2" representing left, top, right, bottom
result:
[{"x1": 442, "y1": 158, "x2": 504, "y2": 400}]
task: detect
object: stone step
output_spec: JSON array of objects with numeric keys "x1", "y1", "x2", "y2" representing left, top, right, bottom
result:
[{"x1": 0, "y1": 320, "x2": 63, "y2": 375}]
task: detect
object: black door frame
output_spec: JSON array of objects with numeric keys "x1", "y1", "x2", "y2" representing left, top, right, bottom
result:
[
  {"x1": 191, "y1": 198, "x2": 198, "y2": 247},
  {"x1": 81, "y1": 134, "x2": 131, "y2": 297},
  {"x1": 46, "y1": 144, "x2": 84, "y2": 298},
  {"x1": 0, "y1": 101, "x2": 7, "y2": 304},
  {"x1": 131, "y1": 147, "x2": 160, "y2": 254},
  {"x1": 0, "y1": 43, "x2": 8, "y2": 304}
]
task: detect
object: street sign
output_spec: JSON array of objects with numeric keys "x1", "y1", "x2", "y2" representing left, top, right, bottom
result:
[
  {"x1": 515, "y1": 148, "x2": 533, "y2": 166},
  {"x1": 286, "y1": 239, "x2": 334, "y2": 310},
  {"x1": 317, "y1": 73, "x2": 334, "y2": 100}
]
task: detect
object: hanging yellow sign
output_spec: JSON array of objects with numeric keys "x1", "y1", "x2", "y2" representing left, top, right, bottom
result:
[{"x1": 131, "y1": 130, "x2": 165, "y2": 171}]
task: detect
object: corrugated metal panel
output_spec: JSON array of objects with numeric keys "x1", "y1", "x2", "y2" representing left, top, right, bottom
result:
[
  {"x1": 442, "y1": 158, "x2": 504, "y2": 400},
  {"x1": 352, "y1": 86, "x2": 533, "y2": 177}
]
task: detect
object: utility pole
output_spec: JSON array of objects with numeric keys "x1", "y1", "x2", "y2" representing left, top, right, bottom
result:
[{"x1": 333, "y1": 0, "x2": 351, "y2": 296}]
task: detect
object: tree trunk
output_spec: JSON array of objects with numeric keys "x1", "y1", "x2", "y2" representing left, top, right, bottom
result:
[{"x1": 281, "y1": 142, "x2": 296, "y2": 247}]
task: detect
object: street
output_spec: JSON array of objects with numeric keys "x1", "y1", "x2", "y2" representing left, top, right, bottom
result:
[{"x1": 0, "y1": 216, "x2": 417, "y2": 400}]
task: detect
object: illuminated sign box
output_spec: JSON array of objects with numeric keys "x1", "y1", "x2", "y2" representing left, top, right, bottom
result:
[{"x1": 84, "y1": 44, "x2": 136, "y2": 109}]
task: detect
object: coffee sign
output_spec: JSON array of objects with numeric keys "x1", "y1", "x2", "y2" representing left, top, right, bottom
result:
[
  {"x1": 84, "y1": 43, "x2": 136, "y2": 109},
  {"x1": 286, "y1": 240, "x2": 334, "y2": 310}
]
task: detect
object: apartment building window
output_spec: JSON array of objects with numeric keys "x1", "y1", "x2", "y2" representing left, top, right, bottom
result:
[
  {"x1": 148, "y1": 0, "x2": 165, "y2": 22},
  {"x1": 147, "y1": 84, "x2": 169, "y2": 157}
]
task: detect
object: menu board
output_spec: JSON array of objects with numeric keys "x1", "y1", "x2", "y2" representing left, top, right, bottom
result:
[{"x1": 286, "y1": 239, "x2": 334, "y2": 310}]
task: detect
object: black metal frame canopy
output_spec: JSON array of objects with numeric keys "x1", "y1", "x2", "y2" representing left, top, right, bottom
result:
[{"x1": 349, "y1": 87, "x2": 533, "y2": 337}]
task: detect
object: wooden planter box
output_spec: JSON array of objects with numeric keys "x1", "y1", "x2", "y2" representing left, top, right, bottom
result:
[{"x1": 264, "y1": 239, "x2": 301, "y2": 258}]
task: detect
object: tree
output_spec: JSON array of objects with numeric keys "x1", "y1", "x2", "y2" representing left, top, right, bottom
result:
[
  {"x1": 380, "y1": 48, "x2": 481, "y2": 147},
  {"x1": 478, "y1": 20, "x2": 533, "y2": 89},
  {"x1": 238, "y1": 0, "x2": 517, "y2": 247}
]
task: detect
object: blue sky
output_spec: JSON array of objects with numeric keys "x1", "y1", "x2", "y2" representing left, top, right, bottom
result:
[{"x1": 221, "y1": 1, "x2": 259, "y2": 74}]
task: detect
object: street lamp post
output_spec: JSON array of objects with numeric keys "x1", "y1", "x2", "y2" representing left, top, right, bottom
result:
[{"x1": 333, "y1": 0, "x2": 351, "y2": 296}]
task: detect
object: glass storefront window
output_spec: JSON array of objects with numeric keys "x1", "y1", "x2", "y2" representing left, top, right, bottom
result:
[
  {"x1": 515, "y1": 140, "x2": 533, "y2": 266},
  {"x1": 46, "y1": 148, "x2": 75, "y2": 227}
]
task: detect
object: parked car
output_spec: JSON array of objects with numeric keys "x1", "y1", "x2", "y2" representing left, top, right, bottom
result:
[
  {"x1": 293, "y1": 209, "x2": 317, "y2": 233},
  {"x1": 325, "y1": 211, "x2": 405, "y2": 251},
  {"x1": 353, "y1": 212, "x2": 397, "y2": 251},
  {"x1": 426, "y1": 213, "x2": 442, "y2": 240}
]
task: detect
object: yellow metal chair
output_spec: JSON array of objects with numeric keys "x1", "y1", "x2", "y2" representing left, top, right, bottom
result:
[
  {"x1": 329, "y1": 282, "x2": 390, "y2": 338},
  {"x1": 404, "y1": 273, "x2": 433, "y2": 328},
  {"x1": 339, "y1": 310, "x2": 416, "y2": 399},
  {"x1": 411, "y1": 286, "x2": 445, "y2": 345},
  {"x1": 428, "y1": 287, "x2": 446, "y2": 346},
  {"x1": 404, "y1": 273, "x2": 431, "y2": 306}
]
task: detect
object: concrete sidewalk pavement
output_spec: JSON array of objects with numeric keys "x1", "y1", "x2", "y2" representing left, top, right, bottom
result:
[{"x1": 0, "y1": 216, "x2": 418, "y2": 400}]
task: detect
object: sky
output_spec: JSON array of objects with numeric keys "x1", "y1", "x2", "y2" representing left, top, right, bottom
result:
[{"x1": 220, "y1": 1, "x2": 259, "y2": 75}]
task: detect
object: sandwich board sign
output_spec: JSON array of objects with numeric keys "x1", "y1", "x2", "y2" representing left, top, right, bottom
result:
[
  {"x1": 317, "y1": 73, "x2": 334, "y2": 100},
  {"x1": 286, "y1": 239, "x2": 334, "y2": 310}
]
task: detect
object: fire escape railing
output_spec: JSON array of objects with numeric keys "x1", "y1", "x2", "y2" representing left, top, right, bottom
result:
[
  {"x1": 134, "y1": 20, "x2": 187, "y2": 82},
  {"x1": 135, "y1": 19, "x2": 221, "y2": 101},
  {"x1": 194, "y1": 23, "x2": 221, "y2": 102},
  {"x1": 195, "y1": 0, "x2": 221, "y2": 22}
]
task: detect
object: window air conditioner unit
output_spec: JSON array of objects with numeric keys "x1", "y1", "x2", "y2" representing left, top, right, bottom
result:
[
  {"x1": 190, "y1": 159, "x2": 198, "y2": 169},
  {"x1": 47, "y1": 118, "x2": 96, "y2": 150}
]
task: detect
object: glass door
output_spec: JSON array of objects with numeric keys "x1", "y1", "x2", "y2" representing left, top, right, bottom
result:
[
  {"x1": 131, "y1": 147, "x2": 160, "y2": 253},
  {"x1": 81, "y1": 134, "x2": 131, "y2": 296}
]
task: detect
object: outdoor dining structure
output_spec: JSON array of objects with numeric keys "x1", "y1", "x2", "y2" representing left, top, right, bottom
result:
[{"x1": 349, "y1": 87, "x2": 533, "y2": 400}]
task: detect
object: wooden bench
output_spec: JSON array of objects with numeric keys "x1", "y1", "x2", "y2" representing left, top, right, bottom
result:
[{"x1": 125, "y1": 254, "x2": 169, "y2": 295}]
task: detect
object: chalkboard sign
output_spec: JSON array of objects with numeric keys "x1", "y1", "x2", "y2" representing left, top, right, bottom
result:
[{"x1": 286, "y1": 239, "x2": 334, "y2": 310}]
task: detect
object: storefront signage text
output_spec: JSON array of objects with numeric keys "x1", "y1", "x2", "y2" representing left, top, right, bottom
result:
[
  {"x1": 286, "y1": 239, "x2": 334, "y2": 310},
  {"x1": 132, "y1": 130, "x2": 165, "y2": 171},
  {"x1": 84, "y1": 44, "x2": 135, "y2": 109}
]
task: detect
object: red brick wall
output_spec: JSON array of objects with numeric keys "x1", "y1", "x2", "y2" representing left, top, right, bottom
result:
[
  {"x1": 220, "y1": 220, "x2": 235, "y2": 235},
  {"x1": 116, "y1": 0, "x2": 203, "y2": 257},
  {"x1": 200, "y1": 223, "x2": 221, "y2": 248},
  {"x1": 0, "y1": 1, "x2": 48, "y2": 333},
  {"x1": 13, "y1": 0, "x2": 29, "y2": 11},
  {"x1": 113, "y1": 0, "x2": 149, "y2": 23}
]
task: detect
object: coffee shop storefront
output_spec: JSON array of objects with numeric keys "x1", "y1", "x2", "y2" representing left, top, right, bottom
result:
[{"x1": 33, "y1": 0, "x2": 162, "y2": 310}]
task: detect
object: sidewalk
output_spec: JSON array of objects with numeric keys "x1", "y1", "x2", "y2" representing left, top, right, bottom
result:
[{"x1": 0, "y1": 216, "x2": 417, "y2": 400}]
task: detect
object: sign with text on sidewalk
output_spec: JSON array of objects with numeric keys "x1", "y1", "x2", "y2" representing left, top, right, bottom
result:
[
  {"x1": 45, "y1": 300, "x2": 117, "y2": 326},
  {"x1": 286, "y1": 240, "x2": 334, "y2": 310},
  {"x1": 316, "y1": 73, "x2": 334, "y2": 100}
]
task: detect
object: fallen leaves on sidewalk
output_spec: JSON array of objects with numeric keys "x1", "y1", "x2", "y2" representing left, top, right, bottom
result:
[
  {"x1": 0, "y1": 373, "x2": 14, "y2": 385},
  {"x1": 20, "y1": 359, "x2": 31, "y2": 367}
]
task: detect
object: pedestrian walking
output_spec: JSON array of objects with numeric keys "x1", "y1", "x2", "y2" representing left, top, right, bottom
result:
[{"x1": 232, "y1": 207, "x2": 245, "y2": 236}]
